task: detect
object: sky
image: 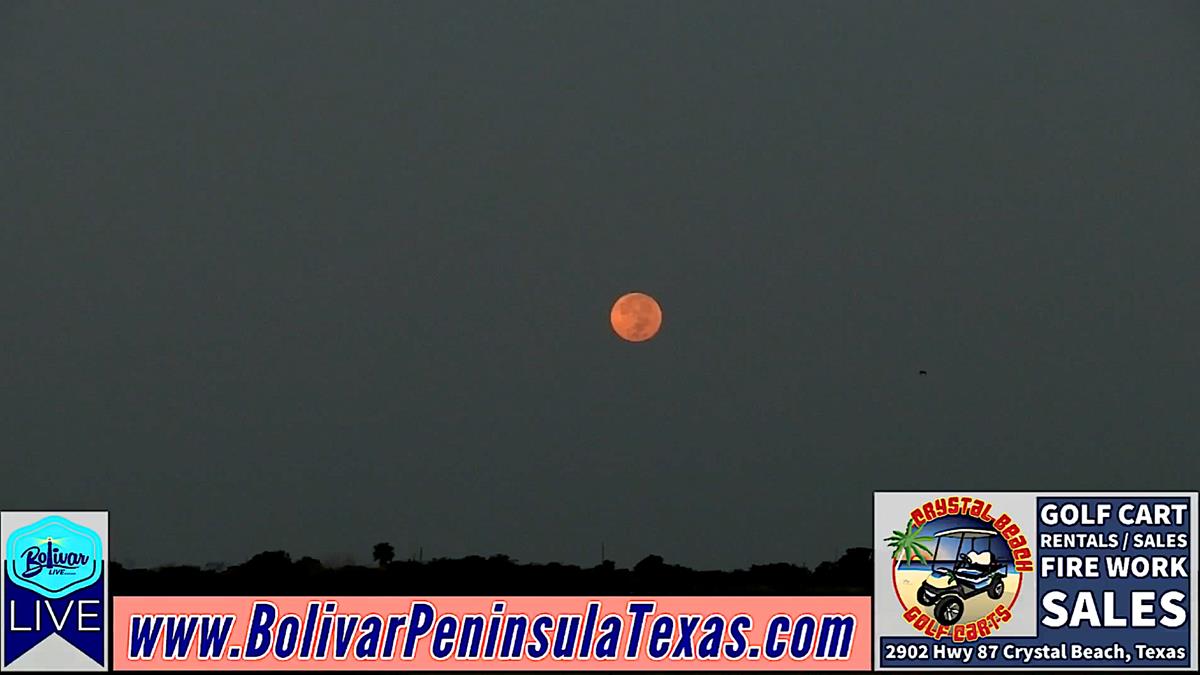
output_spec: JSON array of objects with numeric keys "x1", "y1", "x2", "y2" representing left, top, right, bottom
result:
[{"x1": 2, "y1": 1, "x2": 1198, "y2": 570}]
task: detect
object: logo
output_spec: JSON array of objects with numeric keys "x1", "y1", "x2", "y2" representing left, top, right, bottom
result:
[
  {"x1": 2, "y1": 512, "x2": 108, "y2": 672},
  {"x1": 6, "y1": 516, "x2": 102, "y2": 599},
  {"x1": 883, "y1": 495, "x2": 1032, "y2": 642},
  {"x1": 876, "y1": 492, "x2": 1196, "y2": 671}
]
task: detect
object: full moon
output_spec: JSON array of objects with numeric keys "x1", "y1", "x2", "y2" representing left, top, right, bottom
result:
[{"x1": 610, "y1": 292, "x2": 662, "y2": 342}]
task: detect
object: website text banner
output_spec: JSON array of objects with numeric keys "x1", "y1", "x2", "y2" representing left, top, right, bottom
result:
[
  {"x1": 874, "y1": 492, "x2": 1198, "y2": 671},
  {"x1": 113, "y1": 596, "x2": 870, "y2": 670}
]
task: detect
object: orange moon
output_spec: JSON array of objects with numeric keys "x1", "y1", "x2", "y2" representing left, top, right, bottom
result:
[{"x1": 610, "y1": 292, "x2": 662, "y2": 342}]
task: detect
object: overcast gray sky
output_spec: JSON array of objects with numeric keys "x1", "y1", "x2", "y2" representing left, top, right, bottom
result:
[{"x1": 2, "y1": 1, "x2": 1198, "y2": 569}]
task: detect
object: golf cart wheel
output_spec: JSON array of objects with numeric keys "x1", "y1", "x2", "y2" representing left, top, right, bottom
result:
[
  {"x1": 987, "y1": 577, "x2": 1004, "y2": 600},
  {"x1": 917, "y1": 588, "x2": 936, "y2": 606},
  {"x1": 934, "y1": 595, "x2": 964, "y2": 626}
]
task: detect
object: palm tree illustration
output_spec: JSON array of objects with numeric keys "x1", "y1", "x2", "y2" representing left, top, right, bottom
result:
[{"x1": 885, "y1": 519, "x2": 934, "y2": 565}]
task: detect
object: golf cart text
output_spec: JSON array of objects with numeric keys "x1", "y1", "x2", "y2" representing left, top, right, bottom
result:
[
  {"x1": 1040, "y1": 501, "x2": 1188, "y2": 526},
  {"x1": 902, "y1": 603, "x2": 1011, "y2": 643}
]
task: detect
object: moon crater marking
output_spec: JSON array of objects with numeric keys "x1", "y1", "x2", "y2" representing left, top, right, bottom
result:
[{"x1": 610, "y1": 292, "x2": 662, "y2": 342}]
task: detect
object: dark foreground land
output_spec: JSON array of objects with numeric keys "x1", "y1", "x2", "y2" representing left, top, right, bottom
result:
[{"x1": 112, "y1": 547, "x2": 871, "y2": 595}]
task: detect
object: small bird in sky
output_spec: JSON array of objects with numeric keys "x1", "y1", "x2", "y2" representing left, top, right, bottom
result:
[{"x1": 919, "y1": 370, "x2": 927, "y2": 376}]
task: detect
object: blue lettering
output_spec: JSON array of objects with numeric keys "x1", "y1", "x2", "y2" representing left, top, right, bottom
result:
[
  {"x1": 648, "y1": 615, "x2": 674, "y2": 659},
  {"x1": 791, "y1": 615, "x2": 816, "y2": 659},
  {"x1": 403, "y1": 602, "x2": 435, "y2": 658},
  {"x1": 528, "y1": 616, "x2": 553, "y2": 659},
  {"x1": 625, "y1": 602, "x2": 655, "y2": 658},
  {"x1": 431, "y1": 616, "x2": 458, "y2": 659},
  {"x1": 724, "y1": 615, "x2": 751, "y2": 658},
  {"x1": 764, "y1": 616, "x2": 789, "y2": 659},
  {"x1": 273, "y1": 615, "x2": 301, "y2": 659},
  {"x1": 244, "y1": 603, "x2": 276, "y2": 659}
]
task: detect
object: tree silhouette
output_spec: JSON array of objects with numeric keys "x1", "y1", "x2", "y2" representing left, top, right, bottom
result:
[
  {"x1": 372, "y1": 542, "x2": 396, "y2": 567},
  {"x1": 110, "y1": 547, "x2": 871, "y2": 596},
  {"x1": 634, "y1": 554, "x2": 664, "y2": 573}
]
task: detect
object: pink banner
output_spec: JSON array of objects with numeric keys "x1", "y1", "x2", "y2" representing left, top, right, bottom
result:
[{"x1": 113, "y1": 596, "x2": 870, "y2": 670}]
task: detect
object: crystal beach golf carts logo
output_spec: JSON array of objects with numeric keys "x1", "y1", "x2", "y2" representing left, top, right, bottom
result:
[{"x1": 884, "y1": 496, "x2": 1033, "y2": 642}]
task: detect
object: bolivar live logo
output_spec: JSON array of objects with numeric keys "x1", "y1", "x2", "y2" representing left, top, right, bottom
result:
[
  {"x1": 1, "y1": 512, "x2": 109, "y2": 672},
  {"x1": 885, "y1": 496, "x2": 1032, "y2": 642}
]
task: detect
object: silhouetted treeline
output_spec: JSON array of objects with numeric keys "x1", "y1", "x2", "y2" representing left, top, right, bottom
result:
[{"x1": 112, "y1": 547, "x2": 870, "y2": 595}]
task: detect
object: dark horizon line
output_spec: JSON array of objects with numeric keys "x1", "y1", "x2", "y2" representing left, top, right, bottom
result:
[
  {"x1": 110, "y1": 545, "x2": 875, "y2": 573},
  {"x1": 110, "y1": 546, "x2": 875, "y2": 596}
]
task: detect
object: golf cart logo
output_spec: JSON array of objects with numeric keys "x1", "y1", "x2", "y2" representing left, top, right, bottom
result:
[
  {"x1": 885, "y1": 496, "x2": 1033, "y2": 642},
  {"x1": 5, "y1": 515, "x2": 102, "y2": 599}
]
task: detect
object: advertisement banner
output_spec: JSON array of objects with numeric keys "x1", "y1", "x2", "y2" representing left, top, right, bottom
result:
[
  {"x1": 1, "y1": 511, "x2": 109, "y2": 672},
  {"x1": 113, "y1": 596, "x2": 870, "y2": 670},
  {"x1": 874, "y1": 492, "x2": 1197, "y2": 670}
]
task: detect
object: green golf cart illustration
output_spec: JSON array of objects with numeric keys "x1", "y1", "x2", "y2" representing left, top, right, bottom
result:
[{"x1": 915, "y1": 528, "x2": 1009, "y2": 626}]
